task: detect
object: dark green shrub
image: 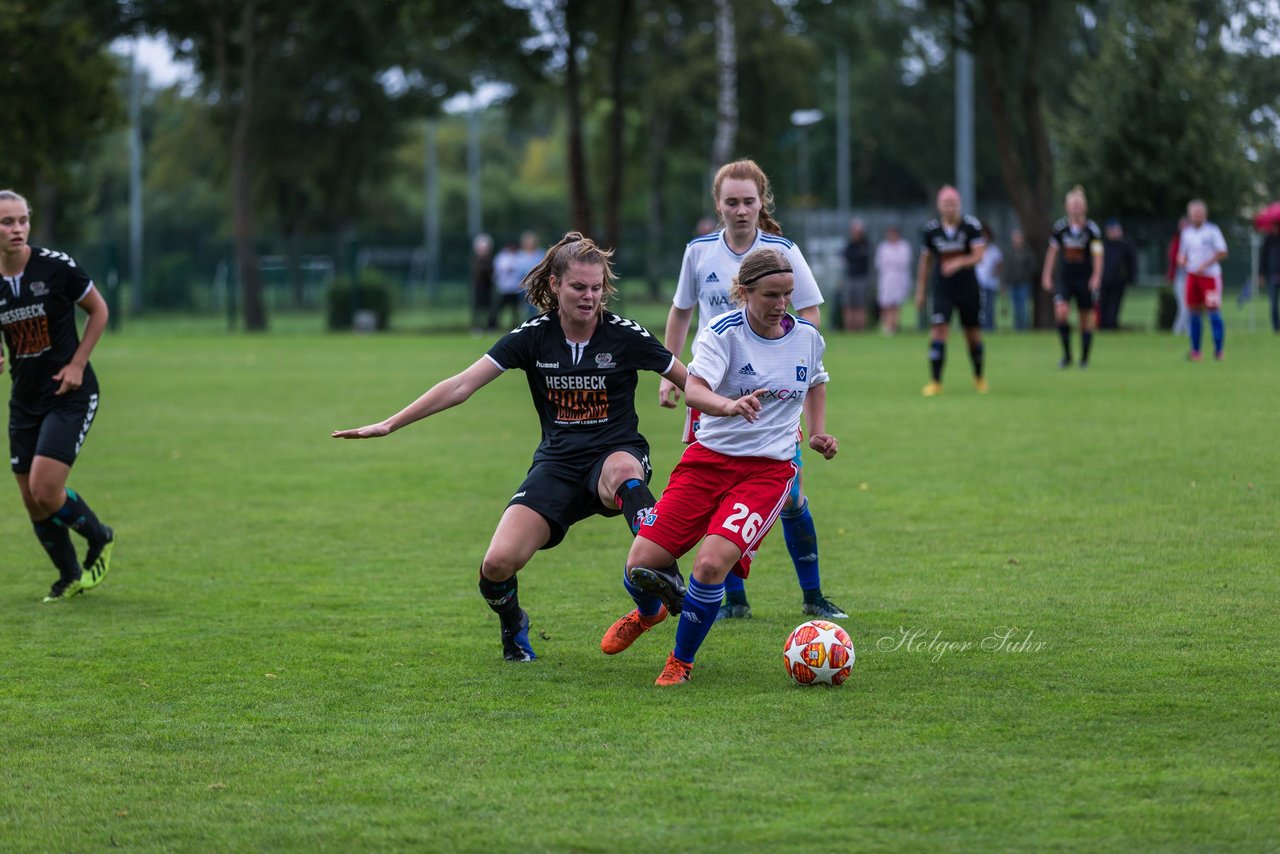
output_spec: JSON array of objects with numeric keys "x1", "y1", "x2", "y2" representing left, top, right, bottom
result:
[{"x1": 327, "y1": 272, "x2": 394, "y2": 331}]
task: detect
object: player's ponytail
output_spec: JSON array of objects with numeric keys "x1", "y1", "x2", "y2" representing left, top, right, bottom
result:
[
  {"x1": 522, "y1": 231, "x2": 619, "y2": 314},
  {"x1": 713, "y1": 159, "x2": 783, "y2": 236},
  {"x1": 730, "y1": 248, "x2": 792, "y2": 306}
]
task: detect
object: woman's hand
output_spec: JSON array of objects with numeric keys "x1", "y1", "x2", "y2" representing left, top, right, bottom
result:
[
  {"x1": 52, "y1": 362, "x2": 84, "y2": 395},
  {"x1": 332, "y1": 421, "x2": 393, "y2": 439},
  {"x1": 808, "y1": 433, "x2": 838, "y2": 460},
  {"x1": 725, "y1": 389, "x2": 767, "y2": 422},
  {"x1": 658, "y1": 377, "x2": 682, "y2": 408}
]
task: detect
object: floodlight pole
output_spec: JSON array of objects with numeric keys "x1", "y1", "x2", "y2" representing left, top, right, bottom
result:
[
  {"x1": 467, "y1": 100, "x2": 482, "y2": 237},
  {"x1": 128, "y1": 46, "x2": 144, "y2": 315},
  {"x1": 424, "y1": 119, "x2": 440, "y2": 298},
  {"x1": 955, "y1": 2, "x2": 975, "y2": 208},
  {"x1": 836, "y1": 48, "x2": 851, "y2": 217}
]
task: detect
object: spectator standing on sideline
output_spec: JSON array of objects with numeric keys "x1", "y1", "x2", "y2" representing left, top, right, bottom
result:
[
  {"x1": 1167, "y1": 217, "x2": 1190, "y2": 335},
  {"x1": 840, "y1": 219, "x2": 871, "y2": 332},
  {"x1": 874, "y1": 225, "x2": 913, "y2": 335},
  {"x1": 975, "y1": 224, "x2": 1003, "y2": 332},
  {"x1": 1004, "y1": 228, "x2": 1036, "y2": 331},
  {"x1": 513, "y1": 232, "x2": 543, "y2": 319},
  {"x1": 1259, "y1": 220, "x2": 1280, "y2": 333},
  {"x1": 470, "y1": 233, "x2": 495, "y2": 334},
  {"x1": 1177, "y1": 199, "x2": 1228, "y2": 361},
  {"x1": 490, "y1": 241, "x2": 523, "y2": 330},
  {"x1": 1099, "y1": 219, "x2": 1138, "y2": 330}
]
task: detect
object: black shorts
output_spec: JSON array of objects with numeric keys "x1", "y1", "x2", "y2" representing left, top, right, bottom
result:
[
  {"x1": 930, "y1": 279, "x2": 982, "y2": 329},
  {"x1": 509, "y1": 445, "x2": 652, "y2": 549},
  {"x1": 9, "y1": 390, "x2": 101, "y2": 473},
  {"x1": 1055, "y1": 277, "x2": 1095, "y2": 310}
]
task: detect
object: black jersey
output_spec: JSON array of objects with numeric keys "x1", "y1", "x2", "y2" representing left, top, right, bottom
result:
[
  {"x1": 1, "y1": 246, "x2": 97, "y2": 404},
  {"x1": 1050, "y1": 218, "x2": 1102, "y2": 282},
  {"x1": 921, "y1": 216, "x2": 985, "y2": 288},
  {"x1": 486, "y1": 310, "x2": 675, "y2": 465}
]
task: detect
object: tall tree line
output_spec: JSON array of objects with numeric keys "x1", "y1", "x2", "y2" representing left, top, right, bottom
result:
[{"x1": 10, "y1": 0, "x2": 1274, "y2": 328}]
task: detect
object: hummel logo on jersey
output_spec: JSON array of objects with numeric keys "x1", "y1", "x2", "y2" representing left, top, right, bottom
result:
[
  {"x1": 606, "y1": 315, "x2": 652, "y2": 337},
  {"x1": 738, "y1": 363, "x2": 757, "y2": 376},
  {"x1": 706, "y1": 272, "x2": 720, "y2": 283},
  {"x1": 38, "y1": 248, "x2": 74, "y2": 265},
  {"x1": 536, "y1": 361, "x2": 560, "y2": 369}
]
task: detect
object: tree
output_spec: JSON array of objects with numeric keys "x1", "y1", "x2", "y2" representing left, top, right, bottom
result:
[
  {"x1": 956, "y1": 1, "x2": 1066, "y2": 325},
  {"x1": 129, "y1": 0, "x2": 538, "y2": 327},
  {"x1": 128, "y1": 0, "x2": 296, "y2": 330},
  {"x1": 710, "y1": 0, "x2": 738, "y2": 169},
  {"x1": 0, "y1": 0, "x2": 124, "y2": 241},
  {"x1": 1056, "y1": 0, "x2": 1253, "y2": 224}
]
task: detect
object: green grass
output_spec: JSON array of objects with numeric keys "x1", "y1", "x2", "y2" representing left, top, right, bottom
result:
[{"x1": 1, "y1": 311, "x2": 1277, "y2": 852}]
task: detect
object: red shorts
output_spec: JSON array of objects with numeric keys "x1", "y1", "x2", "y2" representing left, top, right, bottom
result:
[
  {"x1": 637, "y1": 442, "x2": 797, "y2": 578},
  {"x1": 1185, "y1": 273, "x2": 1222, "y2": 310}
]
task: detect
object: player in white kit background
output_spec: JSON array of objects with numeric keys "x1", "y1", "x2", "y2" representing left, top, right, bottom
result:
[
  {"x1": 601, "y1": 248, "x2": 839, "y2": 686},
  {"x1": 1177, "y1": 199, "x2": 1229, "y2": 361},
  {"x1": 656, "y1": 159, "x2": 846, "y2": 622}
]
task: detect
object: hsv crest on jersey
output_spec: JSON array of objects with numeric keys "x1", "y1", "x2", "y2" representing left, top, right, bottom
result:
[{"x1": 796, "y1": 366, "x2": 807, "y2": 382}]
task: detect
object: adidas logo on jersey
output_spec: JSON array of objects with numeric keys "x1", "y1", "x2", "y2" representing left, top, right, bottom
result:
[
  {"x1": 705, "y1": 272, "x2": 720, "y2": 283},
  {"x1": 738, "y1": 363, "x2": 757, "y2": 376}
]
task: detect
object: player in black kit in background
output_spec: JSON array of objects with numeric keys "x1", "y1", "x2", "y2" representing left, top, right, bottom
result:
[
  {"x1": 1041, "y1": 185, "x2": 1103, "y2": 368},
  {"x1": 914, "y1": 185, "x2": 989, "y2": 396},
  {"x1": 0, "y1": 190, "x2": 115, "y2": 602},
  {"x1": 334, "y1": 233, "x2": 689, "y2": 663}
]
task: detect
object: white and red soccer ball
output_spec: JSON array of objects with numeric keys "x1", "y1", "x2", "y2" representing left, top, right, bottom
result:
[{"x1": 783, "y1": 620, "x2": 856, "y2": 686}]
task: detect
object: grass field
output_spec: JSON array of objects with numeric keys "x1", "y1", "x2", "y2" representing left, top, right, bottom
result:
[{"x1": 1, "y1": 306, "x2": 1277, "y2": 852}]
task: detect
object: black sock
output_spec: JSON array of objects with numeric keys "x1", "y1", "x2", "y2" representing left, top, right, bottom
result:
[
  {"x1": 53, "y1": 488, "x2": 108, "y2": 542},
  {"x1": 32, "y1": 517, "x2": 82, "y2": 583},
  {"x1": 478, "y1": 572, "x2": 522, "y2": 631},
  {"x1": 1082, "y1": 330, "x2": 1094, "y2": 363},
  {"x1": 614, "y1": 478, "x2": 683, "y2": 581},
  {"x1": 928, "y1": 340, "x2": 945, "y2": 382},
  {"x1": 614, "y1": 478, "x2": 656, "y2": 536},
  {"x1": 969, "y1": 342, "x2": 984, "y2": 378},
  {"x1": 1058, "y1": 324, "x2": 1072, "y2": 360}
]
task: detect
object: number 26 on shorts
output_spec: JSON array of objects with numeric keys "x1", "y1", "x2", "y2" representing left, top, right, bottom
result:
[{"x1": 722, "y1": 502, "x2": 764, "y2": 541}]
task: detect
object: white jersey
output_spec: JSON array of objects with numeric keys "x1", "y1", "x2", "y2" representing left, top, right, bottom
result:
[
  {"x1": 690, "y1": 310, "x2": 829, "y2": 461},
  {"x1": 674, "y1": 229, "x2": 824, "y2": 332},
  {"x1": 1179, "y1": 222, "x2": 1227, "y2": 278}
]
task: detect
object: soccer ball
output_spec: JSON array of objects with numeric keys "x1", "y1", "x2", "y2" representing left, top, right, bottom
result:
[{"x1": 783, "y1": 620, "x2": 855, "y2": 686}]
